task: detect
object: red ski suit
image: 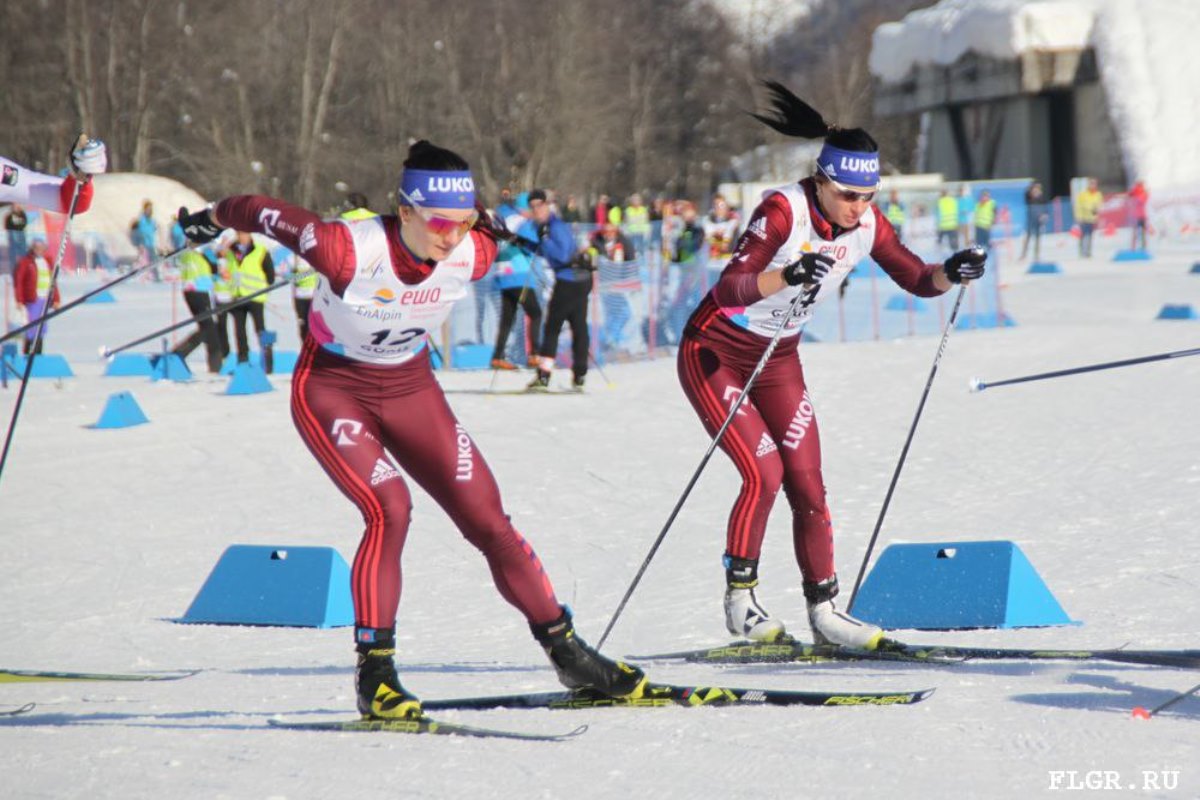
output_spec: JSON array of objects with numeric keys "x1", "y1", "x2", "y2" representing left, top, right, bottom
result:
[
  {"x1": 677, "y1": 179, "x2": 944, "y2": 583},
  {"x1": 216, "y1": 196, "x2": 560, "y2": 630}
]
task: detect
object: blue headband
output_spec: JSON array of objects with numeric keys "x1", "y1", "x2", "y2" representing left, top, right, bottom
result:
[
  {"x1": 398, "y1": 168, "x2": 476, "y2": 210},
  {"x1": 815, "y1": 144, "x2": 881, "y2": 191}
]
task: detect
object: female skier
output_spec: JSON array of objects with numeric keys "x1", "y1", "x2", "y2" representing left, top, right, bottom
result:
[
  {"x1": 178, "y1": 140, "x2": 644, "y2": 719},
  {"x1": 677, "y1": 84, "x2": 986, "y2": 648}
]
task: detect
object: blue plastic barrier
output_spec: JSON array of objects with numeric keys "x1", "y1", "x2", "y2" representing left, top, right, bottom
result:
[
  {"x1": 150, "y1": 353, "x2": 192, "y2": 382},
  {"x1": 226, "y1": 362, "x2": 273, "y2": 395},
  {"x1": 92, "y1": 391, "x2": 149, "y2": 429},
  {"x1": 104, "y1": 353, "x2": 155, "y2": 377},
  {"x1": 179, "y1": 545, "x2": 353, "y2": 628},
  {"x1": 1156, "y1": 304, "x2": 1197, "y2": 321},
  {"x1": 9, "y1": 354, "x2": 73, "y2": 378},
  {"x1": 1027, "y1": 262, "x2": 1061, "y2": 274},
  {"x1": 851, "y1": 540, "x2": 1077, "y2": 630}
]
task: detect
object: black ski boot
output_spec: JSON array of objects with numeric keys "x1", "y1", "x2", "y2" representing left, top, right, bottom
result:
[
  {"x1": 354, "y1": 628, "x2": 422, "y2": 720},
  {"x1": 531, "y1": 608, "x2": 647, "y2": 697}
]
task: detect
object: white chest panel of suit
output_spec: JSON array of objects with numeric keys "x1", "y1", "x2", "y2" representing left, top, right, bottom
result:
[
  {"x1": 721, "y1": 184, "x2": 876, "y2": 339},
  {"x1": 310, "y1": 218, "x2": 474, "y2": 365}
]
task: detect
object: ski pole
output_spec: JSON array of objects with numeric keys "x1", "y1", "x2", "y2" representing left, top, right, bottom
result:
[
  {"x1": 597, "y1": 289, "x2": 809, "y2": 649},
  {"x1": 1133, "y1": 681, "x2": 1200, "y2": 719},
  {"x1": 0, "y1": 181, "x2": 84, "y2": 487},
  {"x1": 970, "y1": 346, "x2": 1200, "y2": 393},
  {"x1": 0, "y1": 243, "x2": 201, "y2": 345},
  {"x1": 847, "y1": 284, "x2": 968, "y2": 612},
  {"x1": 101, "y1": 280, "x2": 292, "y2": 358}
]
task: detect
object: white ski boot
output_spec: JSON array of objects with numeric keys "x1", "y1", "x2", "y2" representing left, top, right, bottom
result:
[
  {"x1": 804, "y1": 575, "x2": 883, "y2": 650},
  {"x1": 723, "y1": 556, "x2": 787, "y2": 642}
]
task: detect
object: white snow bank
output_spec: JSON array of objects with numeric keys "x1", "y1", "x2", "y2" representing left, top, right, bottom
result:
[{"x1": 870, "y1": 0, "x2": 1200, "y2": 189}]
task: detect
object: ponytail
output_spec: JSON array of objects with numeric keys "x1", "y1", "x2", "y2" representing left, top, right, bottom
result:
[
  {"x1": 751, "y1": 81, "x2": 879, "y2": 154},
  {"x1": 751, "y1": 81, "x2": 832, "y2": 140}
]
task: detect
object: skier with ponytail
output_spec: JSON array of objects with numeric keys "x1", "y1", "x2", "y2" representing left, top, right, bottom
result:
[
  {"x1": 177, "y1": 140, "x2": 646, "y2": 721},
  {"x1": 676, "y1": 83, "x2": 986, "y2": 648}
]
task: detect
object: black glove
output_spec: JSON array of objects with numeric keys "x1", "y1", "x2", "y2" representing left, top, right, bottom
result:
[
  {"x1": 177, "y1": 206, "x2": 223, "y2": 244},
  {"x1": 944, "y1": 246, "x2": 987, "y2": 284},
  {"x1": 781, "y1": 252, "x2": 835, "y2": 286}
]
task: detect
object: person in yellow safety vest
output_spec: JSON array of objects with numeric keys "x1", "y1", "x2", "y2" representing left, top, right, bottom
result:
[
  {"x1": 973, "y1": 190, "x2": 996, "y2": 251},
  {"x1": 13, "y1": 238, "x2": 60, "y2": 355},
  {"x1": 623, "y1": 192, "x2": 652, "y2": 254},
  {"x1": 223, "y1": 230, "x2": 275, "y2": 371},
  {"x1": 1075, "y1": 178, "x2": 1103, "y2": 258},
  {"x1": 936, "y1": 189, "x2": 959, "y2": 251},
  {"x1": 340, "y1": 192, "x2": 377, "y2": 222},
  {"x1": 884, "y1": 189, "x2": 906, "y2": 240},
  {"x1": 171, "y1": 248, "x2": 224, "y2": 373}
]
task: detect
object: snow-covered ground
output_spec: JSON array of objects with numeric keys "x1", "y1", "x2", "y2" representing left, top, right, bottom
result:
[{"x1": 1, "y1": 230, "x2": 1198, "y2": 799}]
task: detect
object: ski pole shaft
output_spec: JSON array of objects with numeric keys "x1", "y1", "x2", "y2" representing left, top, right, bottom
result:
[
  {"x1": 970, "y1": 346, "x2": 1200, "y2": 393},
  {"x1": 0, "y1": 243, "x2": 199, "y2": 345},
  {"x1": 0, "y1": 182, "x2": 84, "y2": 487},
  {"x1": 1148, "y1": 681, "x2": 1200, "y2": 717},
  {"x1": 847, "y1": 284, "x2": 968, "y2": 612},
  {"x1": 102, "y1": 280, "x2": 291, "y2": 358},
  {"x1": 597, "y1": 290, "x2": 809, "y2": 649}
]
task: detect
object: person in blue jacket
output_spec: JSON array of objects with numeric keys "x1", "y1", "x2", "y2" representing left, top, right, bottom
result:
[
  {"x1": 525, "y1": 189, "x2": 591, "y2": 390},
  {"x1": 490, "y1": 193, "x2": 543, "y2": 370}
]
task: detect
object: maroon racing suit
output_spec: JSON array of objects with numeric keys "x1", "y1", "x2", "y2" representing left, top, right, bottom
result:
[
  {"x1": 216, "y1": 196, "x2": 561, "y2": 630},
  {"x1": 676, "y1": 179, "x2": 945, "y2": 584}
]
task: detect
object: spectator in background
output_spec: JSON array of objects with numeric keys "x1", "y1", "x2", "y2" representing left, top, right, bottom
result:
[
  {"x1": 4, "y1": 203, "x2": 29, "y2": 275},
  {"x1": 224, "y1": 230, "x2": 275, "y2": 371},
  {"x1": 936, "y1": 188, "x2": 959, "y2": 252},
  {"x1": 957, "y1": 184, "x2": 975, "y2": 248},
  {"x1": 624, "y1": 193, "x2": 651, "y2": 254},
  {"x1": 702, "y1": 193, "x2": 739, "y2": 263},
  {"x1": 134, "y1": 200, "x2": 161, "y2": 280},
  {"x1": 13, "y1": 239, "x2": 60, "y2": 355},
  {"x1": 1128, "y1": 180, "x2": 1149, "y2": 251},
  {"x1": 592, "y1": 193, "x2": 610, "y2": 227},
  {"x1": 1075, "y1": 178, "x2": 1103, "y2": 258},
  {"x1": 527, "y1": 188, "x2": 592, "y2": 391},
  {"x1": 560, "y1": 194, "x2": 583, "y2": 224},
  {"x1": 665, "y1": 201, "x2": 705, "y2": 342},
  {"x1": 342, "y1": 192, "x2": 375, "y2": 221},
  {"x1": 590, "y1": 221, "x2": 637, "y2": 352},
  {"x1": 1020, "y1": 181, "x2": 1047, "y2": 260},
  {"x1": 171, "y1": 248, "x2": 223, "y2": 373},
  {"x1": 170, "y1": 212, "x2": 187, "y2": 252},
  {"x1": 494, "y1": 188, "x2": 517, "y2": 221},
  {"x1": 210, "y1": 238, "x2": 233, "y2": 361},
  {"x1": 883, "y1": 190, "x2": 906, "y2": 241},
  {"x1": 973, "y1": 189, "x2": 996, "y2": 250},
  {"x1": 491, "y1": 193, "x2": 542, "y2": 370}
]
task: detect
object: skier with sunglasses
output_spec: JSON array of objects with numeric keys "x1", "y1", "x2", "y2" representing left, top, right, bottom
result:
[
  {"x1": 177, "y1": 140, "x2": 645, "y2": 721},
  {"x1": 676, "y1": 84, "x2": 986, "y2": 649}
]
